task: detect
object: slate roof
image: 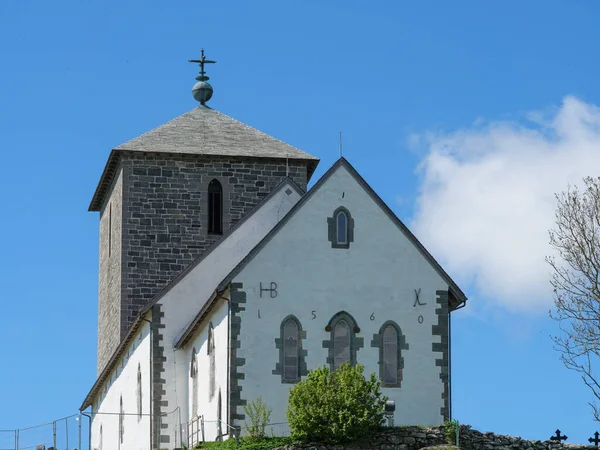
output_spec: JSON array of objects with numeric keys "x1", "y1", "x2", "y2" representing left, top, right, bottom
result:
[{"x1": 89, "y1": 106, "x2": 319, "y2": 211}]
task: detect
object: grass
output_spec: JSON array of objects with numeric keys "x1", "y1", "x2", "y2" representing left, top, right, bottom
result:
[{"x1": 196, "y1": 436, "x2": 297, "y2": 450}]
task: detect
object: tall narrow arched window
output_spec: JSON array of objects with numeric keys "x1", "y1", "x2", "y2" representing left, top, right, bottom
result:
[
  {"x1": 137, "y1": 364, "x2": 142, "y2": 420},
  {"x1": 336, "y1": 211, "x2": 348, "y2": 244},
  {"x1": 325, "y1": 311, "x2": 364, "y2": 372},
  {"x1": 119, "y1": 395, "x2": 124, "y2": 444},
  {"x1": 99, "y1": 425, "x2": 103, "y2": 450},
  {"x1": 327, "y1": 207, "x2": 354, "y2": 248},
  {"x1": 273, "y1": 315, "x2": 307, "y2": 383},
  {"x1": 383, "y1": 325, "x2": 398, "y2": 385},
  {"x1": 371, "y1": 321, "x2": 408, "y2": 388},
  {"x1": 190, "y1": 348, "x2": 198, "y2": 418},
  {"x1": 217, "y1": 389, "x2": 222, "y2": 440},
  {"x1": 284, "y1": 319, "x2": 299, "y2": 381},
  {"x1": 208, "y1": 179, "x2": 223, "y2": 235},
  {"x1": 208, "y1": 322, "x2": 216, "y2": 400},
  {"x1": 333, "y1": 320, "x2": 350, "y2": 370}
]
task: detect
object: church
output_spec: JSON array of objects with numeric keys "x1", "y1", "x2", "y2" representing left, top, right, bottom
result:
[{"x1": 79, "y1": 51, "x2": 467, "y2": 450}]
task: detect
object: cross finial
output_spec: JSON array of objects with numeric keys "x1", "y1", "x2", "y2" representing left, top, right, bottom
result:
[
  {"x1": 189, "y1": 48, "x2": 216, "y2": 82},
  {"x1": 589, "y1": 431, "x2": 600, "y2": 446},
  {"x1": 550, "y1": 429, "x2": 568, "y2": 442}
]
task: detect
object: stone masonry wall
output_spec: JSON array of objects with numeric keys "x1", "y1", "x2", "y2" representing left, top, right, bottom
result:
[
  {"x1": 280, "y1": 426, "x2": 596, "y2": 450},
  {"x1": 96, "y1": 152, "x2": 309, "y2": 373},
  {"x1": 97, "y1": 164, "x2": 123, "y2": 374}
]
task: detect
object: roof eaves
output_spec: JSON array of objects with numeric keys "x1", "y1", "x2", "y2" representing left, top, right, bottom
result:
[
  {"x1": 89, "y1": 150, "x2": 122, "y2": 212},
  {"x1": 79, "y1": 313, "x2": 147, "y2": 411}
]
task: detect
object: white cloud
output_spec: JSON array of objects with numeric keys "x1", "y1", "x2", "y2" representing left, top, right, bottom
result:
[{"x1": 411, "y1": 96, "x2": 600, "y2": 312}]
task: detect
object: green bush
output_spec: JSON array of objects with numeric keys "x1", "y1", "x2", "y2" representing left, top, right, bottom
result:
[
  {"x1": 286, "y1": 363, "x2": 387, "y2": 443},
  {"x1": 443, "y1": 420, "x2": 459, "y2": 445},
  {"x1": 243, "y1": 396, "x2": 272, "y2": 439}
]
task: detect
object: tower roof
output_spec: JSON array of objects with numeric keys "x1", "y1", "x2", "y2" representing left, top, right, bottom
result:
[{"x1": 89, "y1": 106, "x2": 319, "y2": 211}]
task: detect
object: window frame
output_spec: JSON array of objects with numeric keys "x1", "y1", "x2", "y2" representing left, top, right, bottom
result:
[
  {"x1": 371, "y1": 321, "x2": 408, "y2": 388},
  {"x1": 207, "y1": 179, "x2": 223, "y2": 235},
  {"x1": 137, "y1": 364, "x2": 142, "y2": 420},
  {"x1": 324, "y1": 311, "x2": 363, "y2": 371},
  {"x1": 208, "y1": 322, "x2": 216, "y2": 400},
  {"x1": 190, "y1": 348, "x2": 198, "y2": 419},
  {"x1": 273, "y1": 315, "x2": 307, "y2": 383},
  {"x1": 327, "y1": 206, "x2": 354, "y2": 249}
]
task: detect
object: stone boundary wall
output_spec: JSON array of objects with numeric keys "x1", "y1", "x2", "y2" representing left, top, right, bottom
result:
[{"x1": 278, "y1": 425, "x2": 597, "y2": 450}]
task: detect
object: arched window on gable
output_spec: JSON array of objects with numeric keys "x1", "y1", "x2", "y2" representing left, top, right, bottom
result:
[
  {"x1": 371, "y1": 321, "x2": 409, "y2": 388},
  {"x1": 325, "y1": 311, "x2": 364, "y2": 371},
  {"x1": 208, "y1": 179, "x2": 223, "y2": 235},
  {"x1": 137, "y1": 364, "x2": 142, "y2": 420},
  {"x1": 119, "y1": 395, "x2": 124, "y2": 444},
  {"x1": 327, "y1": 207, "x2": 354, "y2": 249},
  {"x1": 336, "y1": 210, "x2": 348, "y2": 244},
  {"x1": 190, "y1": 348, "x2": 198, "y2": 419},
  {"x1": 99, "y1": 425, "x2": 103, "y2": 450},
  {"x1": 208, "y1": 322, "x2": 216, "y2": 400}
]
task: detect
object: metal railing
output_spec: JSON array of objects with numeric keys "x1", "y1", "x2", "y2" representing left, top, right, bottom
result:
[{"x1": 0, "y1": 414, "x2": 85, "y2": 450}]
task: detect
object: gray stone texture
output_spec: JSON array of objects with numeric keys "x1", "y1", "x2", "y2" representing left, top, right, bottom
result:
[
  {"x1": 151, "y1": 305, "x2": 168, "y2": 448},
  {"x1": 97, "y1": 165, "x2": 123, "y2": 374},
  {"x1": 432, "y1": 290, "x2": 450, "y2": 421},
  {"x1": 96, "y1": 153, "x2": 310, "y2": 374},
  {"x1": 276, "y1": 425, "x2": 597, "y2": 450},
  {"x1": 229, "y1": 283, "x2": 247, "y2": 430}
]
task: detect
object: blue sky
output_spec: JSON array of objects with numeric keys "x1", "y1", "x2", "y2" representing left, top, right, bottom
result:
[{"x1": 2, "y1": 0, "x2": 600, "y2": 446}]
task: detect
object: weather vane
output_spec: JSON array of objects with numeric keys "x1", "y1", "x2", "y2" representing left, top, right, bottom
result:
[
  {"x1": 189, "y1": 49, "x2": 216, "y2": 105},
  {"x1": 189, "y1": 48, "x2": 216, "y2": 82}
]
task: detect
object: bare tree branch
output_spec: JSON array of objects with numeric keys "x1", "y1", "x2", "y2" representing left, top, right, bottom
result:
[{"x1": 550, "y1": 177, "x2": 600, "y2": 422}]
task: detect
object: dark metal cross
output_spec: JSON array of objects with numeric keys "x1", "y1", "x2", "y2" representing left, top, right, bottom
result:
[
  {"x1": 550, "y1": 429, "x2": 568, "y2": 442},
  {"x1": 189, "y1": 48, "x2": 216, "y2": 80},
  {"x1": 589, "y1": 431, "x2": 600, "y2": 446}
]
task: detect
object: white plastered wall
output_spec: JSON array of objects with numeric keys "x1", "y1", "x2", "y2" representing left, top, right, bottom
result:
[
  {"x1": 184, "y1": 297, "x2": 229, "y2": 443},
  {"x1": 155, "y1": 182, "x2": 302, "y2": 446},
  {"x1": 233, "y1": 164, "x2": 449, "y2": 430},
  {"x1": 91, "y1": 319, "x2": 151, "y2": 450}
]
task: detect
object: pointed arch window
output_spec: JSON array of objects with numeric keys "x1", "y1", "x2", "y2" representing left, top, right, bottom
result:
[
  {"x1": 190, "y1": 348, "x2": 198, "y2": 418},
  {"x1": 273, "y1": 315, "x2": 307, "y2": 383},
  {"x1": 333, "y1": 319, "x2": 350, "y2": 370},
  {"x1": 208, "y1": 322, "x2": 216, "y2": 400},
  {"x1": 208, "y1": 179, "x2": 223, "y2": 235},
  {"x1": 119, "y1": 395, "x2": 124, "y2": 444},
  {"x1": 137, "y1": 364, "x2": 142, "y2": 420},
  {"x1": 99, "y1": 425, "x2": 103, "y2": 450},
  {"x1": 336, "y1": 211, "x2": 348, "y2": 244},
  {"x1": 371, "y1": 321, "x2": 409, "y2": 388},
  {"x1": 217, "y1": 389, "x2": 223, "y2": 440},
  {"x1": 327, "y1": 207, "x2": 354, "y2": 248},
  {"x1": 324, "y1": 311, "x2": 364, "y2": 371}
]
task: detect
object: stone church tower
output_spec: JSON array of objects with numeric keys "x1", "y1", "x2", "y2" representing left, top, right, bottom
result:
[{"x1": 89, "y1": 52, "x2": 319, "y2": 373}]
